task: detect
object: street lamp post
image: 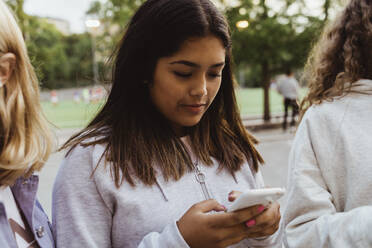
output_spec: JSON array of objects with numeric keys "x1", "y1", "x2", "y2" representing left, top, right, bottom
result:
[
  {"x1": 85, "y1": 19, "x2": 101, "y2": 85},
  {"x1": 236, "y1": 20, "x2": 249, "y2": 87}
]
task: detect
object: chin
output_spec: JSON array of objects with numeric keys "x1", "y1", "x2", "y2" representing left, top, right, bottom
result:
[{"x1": 180, "y1": 118, "x2": 202, "y2": 128}]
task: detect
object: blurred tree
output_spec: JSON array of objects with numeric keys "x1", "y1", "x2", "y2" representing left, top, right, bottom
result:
[
  {"x1": 26, "y1": 16, "x2": 70, "y2": 89},
  {"x1": 226, "y1": 0, "x2": 323, "y2": 120},
  {"x1": 87, "y1": 0, "x2": 327, "y2": 120},
  {"x1": 2, "y1": 0, "x2": 346, "y2": 93},
  {"x1": 87, "y1": 0, "x2": 146, "y2": 50},
  {"x1": 4, "y1": 1, "x2": 96, "y2": 89},
  {"x1": 87, "y1": 0, "x2": 144, "y2": 27},
  {"x1": 64, "y1": 33, "x2": 95, "y2": 87}
]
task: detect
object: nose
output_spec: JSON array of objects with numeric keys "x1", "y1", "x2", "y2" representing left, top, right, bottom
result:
[{"x1": 190, "y1": 75, "x2": 207, "y2": 97}]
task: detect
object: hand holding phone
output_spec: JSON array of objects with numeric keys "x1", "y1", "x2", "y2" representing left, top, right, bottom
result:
[{"x1": 227, "y1": 188, "x2": 285, "y2": 212}]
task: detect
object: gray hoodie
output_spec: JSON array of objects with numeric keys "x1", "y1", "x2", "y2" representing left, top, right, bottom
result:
[{"x1": 52, "y1": 138, "x2": 279, "y2": 248}]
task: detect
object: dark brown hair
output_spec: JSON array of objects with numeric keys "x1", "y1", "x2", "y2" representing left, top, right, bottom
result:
[
  {"x1": 300, "y1": 0, "x2": 372, "y2": 117},
  {"x1": 62, "y1": 0, "x2": 263, "y2": 187}
]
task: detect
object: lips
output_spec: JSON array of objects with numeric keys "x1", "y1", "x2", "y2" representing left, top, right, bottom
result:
[
  {"x1": 181, "y1": 103, "x2": 207, "y2": 114},
  {"x1": 184, "y1": 103, "x2": 207, "y2": 107}
]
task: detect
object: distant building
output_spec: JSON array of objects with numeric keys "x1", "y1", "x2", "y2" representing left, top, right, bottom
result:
[{"x1": 43, "y1": 17, "x2": 71, "y2": 35}]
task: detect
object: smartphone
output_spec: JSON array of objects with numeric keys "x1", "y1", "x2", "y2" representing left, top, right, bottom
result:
[{"x1": 227, "y1": 188, "x2": 286, "y2": 212}]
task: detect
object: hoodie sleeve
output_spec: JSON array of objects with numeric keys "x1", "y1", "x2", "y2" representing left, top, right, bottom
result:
[
  {"x1": 52, "y1": 145, "x2": 114, "y2": 248},
  {"x1": 52, "y1": 145, "x2": 190, "y2": 248},
  {"x1": 138, "y1": 221, "x2": 190, "y2": 248}
]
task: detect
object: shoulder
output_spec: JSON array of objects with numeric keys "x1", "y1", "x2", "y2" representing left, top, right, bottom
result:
[
  {"x1": 294, "y1": 97, "x2": 353, "y2": 155},
  {"x1": 302, "y1": 97, "x2": 351, "y2": 129},
  {"x1": 54, "y1": 143, "x2": 108, "y2": 189},
  {"x1": 53, "y1": 142, "x2": 117, "y2": 211},
  {"x1": 66, "y1": 143, "x2": 106, "y2": 169}
]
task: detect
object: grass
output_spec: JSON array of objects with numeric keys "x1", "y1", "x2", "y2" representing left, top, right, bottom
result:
[
  {"x1": 235, "y1": 87, "x2": 307, "y2": 116},
  {"x1": 42, "y1": 88, "x2": 307, "y2": 129},
  {"x1": 42, "y1": 101, "x2": 104, "y2": 129},
  {"x1": 236, "y1": 88, "x2": 284, "y2": 116}
]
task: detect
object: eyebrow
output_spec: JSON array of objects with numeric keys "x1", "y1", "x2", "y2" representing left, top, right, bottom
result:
[{"x1": 169, "y1": 60, "x2": 225, "y2": 68}]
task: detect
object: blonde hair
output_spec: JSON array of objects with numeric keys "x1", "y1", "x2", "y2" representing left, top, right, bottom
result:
[
  {"x1": 0, "y1": 0, "x2": 54, "y2": 186},
  {"x1": 300, "y1": 0, "x2": 372, "y2": 118}
]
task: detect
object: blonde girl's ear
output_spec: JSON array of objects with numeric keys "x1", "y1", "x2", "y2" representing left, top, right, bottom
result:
[{"x1": 0, "y1": 53, "x2": 16, "y2": 87}]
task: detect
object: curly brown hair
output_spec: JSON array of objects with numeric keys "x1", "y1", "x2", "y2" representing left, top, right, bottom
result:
[{"x1": 300, "y1": 0, "x2": 372, "y2": 117}]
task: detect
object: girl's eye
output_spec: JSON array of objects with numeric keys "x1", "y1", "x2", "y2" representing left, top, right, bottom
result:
[
  {"x1": 174, "y1": 71, "x2": 192, "y2": 78},
  {"x1": 208, "y1": 73, "x2": 222, "y2": 78}
]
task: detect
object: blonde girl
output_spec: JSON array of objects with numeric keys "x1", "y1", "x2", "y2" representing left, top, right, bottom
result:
[
  {"x1": 283, "y1": 0, "x2": 372, "y2": 247},
  {"x1": 0, "y1": 1, "x2": 54, "y2": 247}
]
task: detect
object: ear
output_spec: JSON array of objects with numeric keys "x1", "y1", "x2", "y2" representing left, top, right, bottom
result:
[{"x1": 0, "y1": 53, "x2": 16, "y2": 86}]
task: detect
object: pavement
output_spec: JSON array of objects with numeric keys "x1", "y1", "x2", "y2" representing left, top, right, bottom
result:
[{"x1": 37, "y1": 125, "x2": 295, "y2": 218}]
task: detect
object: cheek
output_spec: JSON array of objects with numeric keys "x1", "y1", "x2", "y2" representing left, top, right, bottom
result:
[
  {"x1": 208, "y1": 81, "x2": 222, "y2": 101},
  {"x1": 150, "y1": 76, "x2": 181, "y2": 112}
]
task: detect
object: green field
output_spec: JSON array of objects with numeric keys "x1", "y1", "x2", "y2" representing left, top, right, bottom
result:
[
  {"x1": 42, "y1": 88, "x2": 306, "y2": 128},
  {"x1": 236, "y1": 88, "x2": 283, "y2": 116},
  {"x1": 42, "y1": 101, "x2": 104, "y2": 128}
]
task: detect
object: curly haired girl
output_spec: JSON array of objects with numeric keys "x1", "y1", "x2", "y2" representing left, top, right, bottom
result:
[{"x1": 283, "y1": 0, "x2": 372, "y2": 247}]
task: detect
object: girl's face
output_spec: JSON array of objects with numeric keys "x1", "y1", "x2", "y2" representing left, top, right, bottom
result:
[{"x1": 150, "y1": 35, "x2": 226, "y2": 136}]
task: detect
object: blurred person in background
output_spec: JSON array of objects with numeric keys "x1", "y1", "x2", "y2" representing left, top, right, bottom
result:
[
  {"x1": 82, "y1": 88, "x2": 90, "y2": 104},
  {"x1": 73, "y1": 90, "x2": 81, "y2": 104},
  {"x1": 276, "y1": 69, "x2": 299, "y2": 131},
  {"x1": 0, "y1": 1, "x2": 54, "y2": 247},
  {"x1": 52, "y1": 0, "x2": 281, "y2": 247},
  {"x1": 283, "y1": 0, "x2": 372, "y2": 247},
  {"x1": 50, "y1": 90, "x2": 58, "y2": 106}
]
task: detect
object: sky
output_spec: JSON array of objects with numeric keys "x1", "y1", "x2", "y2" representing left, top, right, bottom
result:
[{"x1": 23, "y1": 0, "x2": 332, "y2": 34}]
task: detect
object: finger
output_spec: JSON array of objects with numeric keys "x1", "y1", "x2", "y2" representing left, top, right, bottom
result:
[
  {"x1": 228, "y1": 190, "x2": 242, "y2": 202},
  {"x1": 254, "y1": 202, "x2": 280, "y2": 227},
  {"x1": 244, "y1": 203, "x2": 281, "y2": 233},
  {"x1": 211, "y1": 204, "x2": 265, "y2": 227},
  {"x1": 215, "y1": 223, "x2": 249, "y2": 246},
  {"x1": 194, "y1": 199, "x2": 226, "y2": 213},
  {"x1": 218, "y1": 219, "x2": 275, "y2": 246},
  {"x1": 244, "y1": 219, "x2": 280, "y2": 238}
]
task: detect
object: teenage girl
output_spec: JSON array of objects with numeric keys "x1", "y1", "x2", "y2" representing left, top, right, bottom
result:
[
  {"x1": 283, "y1": 0, "x2": 372, "y2": 247},
  {"x1": 53, "y1": 0, "x2": 281, "y2": 247},
  {"x1": 0, "y1": 1, "x2": 54, "y2": 247}
]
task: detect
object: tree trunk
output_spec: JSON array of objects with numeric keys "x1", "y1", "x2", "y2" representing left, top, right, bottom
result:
[
  {"x1": 262, "y1": 61, "x2": 271, "y2": 122},
  {"x1": 324, "y1": 0, "x2": 330, "y2": 22}
]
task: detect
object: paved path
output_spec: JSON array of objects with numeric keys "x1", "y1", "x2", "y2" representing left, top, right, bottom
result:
[{"x1": 37, "y1": 128, "x2": 295, "y2": 218}]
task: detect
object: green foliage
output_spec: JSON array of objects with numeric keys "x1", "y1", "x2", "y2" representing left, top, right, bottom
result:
[
  {"x1": 24, "y1": 17, "x2": 95, "y2": 89},
  {"x1": 4, "y1": 1, "x2": 96, "y2": 89},
  {"x1": 87, "y1": 0, "x2": 146, "y2": 53},
  {"x1": 226, "y1": 0, "x2": 324, "y2": 87},
  {"x1": 26, "y1": 17, "x2": 68, "y2": 88},
  {"x1": 224, "y1": 0, "x2": 327, "y2": 119},
  {"x1": 3, "y1": 0, "x2": 341, "y2": 106},
  {"x1": 63, "y1": 34, "x2": 96, "y2": 86}
]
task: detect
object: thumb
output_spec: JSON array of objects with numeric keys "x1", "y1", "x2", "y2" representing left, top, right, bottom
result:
[
  {"x1": 196, "y1": 199, "x2": 226, "y2": 213},
  {"x1": 228, "y1": 190, "x2": 242, "y2": 202}
]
